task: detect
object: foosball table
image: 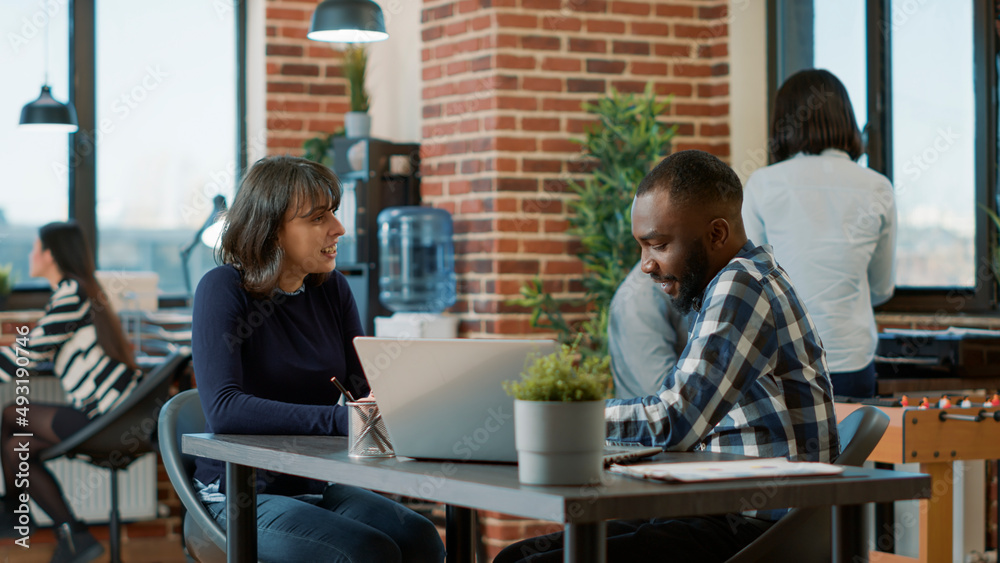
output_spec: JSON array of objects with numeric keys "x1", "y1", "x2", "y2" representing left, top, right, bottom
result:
[{"x1": 837, "y1": 394, "x2": 1000, "y2": 563}]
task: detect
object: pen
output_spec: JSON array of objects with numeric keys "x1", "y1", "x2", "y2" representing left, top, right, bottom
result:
[
  {"x1": 333, "y1": 376, "x2": 393, "y2": 452},
  {"x1": 330, "y1": 377, "x2": 357, "y2": 402}
]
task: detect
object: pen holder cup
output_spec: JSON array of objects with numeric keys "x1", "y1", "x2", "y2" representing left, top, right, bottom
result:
[{"x1": 347, "y1": 401, "x2": 394, "y2": 458}]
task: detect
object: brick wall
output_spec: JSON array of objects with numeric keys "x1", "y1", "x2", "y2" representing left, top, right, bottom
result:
[
  {"x1": 419, "y1": 0, "x2": 731, "y2": 557},
  {"x1": 264, "y1": 0, "x2": 351, "y2": 155},
  {"x1": 419, "y1": 0, "x2": 731, "y2": 342}
]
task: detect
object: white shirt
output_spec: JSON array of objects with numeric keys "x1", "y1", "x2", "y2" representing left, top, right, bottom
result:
[{"x1": 742, "y1": 149, "x2": 896, "y2": 372}]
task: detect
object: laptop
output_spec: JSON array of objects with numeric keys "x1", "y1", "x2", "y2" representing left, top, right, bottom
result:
[{"x1": 353, "y1": 337, "x2": 661, "y2": 464}]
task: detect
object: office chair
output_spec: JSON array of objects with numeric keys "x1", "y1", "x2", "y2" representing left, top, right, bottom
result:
[
  {"x1": 40, "y1": 350, "x2": 192, "y2": 563},
  {"x1": 160, "y1": 389, "x2": 261, "y2": 563},
  {"x1": 725, "y1": 405, "x2": 890, "y2": 563}
]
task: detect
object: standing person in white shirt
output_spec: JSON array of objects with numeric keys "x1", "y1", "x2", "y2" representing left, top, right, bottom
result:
[{"x1": 743, "y1": 69, "x2": 896, "y2": 398}]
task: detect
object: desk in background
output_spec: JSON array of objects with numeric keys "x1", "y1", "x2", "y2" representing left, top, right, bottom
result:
[
  {"x1": 875, "y1": 325, "x2": 1000, "y2": 395},
  {"x1": 183, "y1": 433, "x2": 930, "y2": 563},
  {"x1": 0, "y1": 310, "x2": 43, "y2": 346}
]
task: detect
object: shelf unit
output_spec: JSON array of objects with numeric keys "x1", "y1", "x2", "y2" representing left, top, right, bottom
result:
[{"x1": 331, "y1": 137, "x2": 421, "y2": 336}]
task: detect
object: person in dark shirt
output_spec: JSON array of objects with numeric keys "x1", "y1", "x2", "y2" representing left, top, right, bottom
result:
[
  {"x1": 192, "y1": 156, "x2": 444, "y2": 563},
  {"x1": 1, "y1": 222, "x2": 141, "y2": 562}
]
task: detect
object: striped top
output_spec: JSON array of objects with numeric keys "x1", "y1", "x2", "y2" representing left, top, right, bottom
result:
[{"x1": 0, "y1": 279, "x2": 142, "y2": 419}]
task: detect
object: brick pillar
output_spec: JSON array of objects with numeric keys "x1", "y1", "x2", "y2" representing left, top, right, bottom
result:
[
  {"x1": 420, "y1": 0, "x2": 731, "y2": 556},
  {"x1": 264, "y1": 0, "x2": 350, "y2": 155},
  {"x1": 420, "y1": 0, "x2": 731, "y2": 342}
]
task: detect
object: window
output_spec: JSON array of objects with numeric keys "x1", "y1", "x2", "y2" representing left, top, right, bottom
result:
[
  {"x1": 0, "y1": 3, "x2": 71, "y2": 287},
  {"x1": 95, "y1": 0, "x2": 237, "y2": 295},
  {"x1": 769, "y1": 0, "x2": 994, "y2": 310},
  {"x1": 0, "y1": 2, "x2": 243, "y2": 301},
  {"x1": 888, "y1": 0, "x2": 976, "y2": 287}
]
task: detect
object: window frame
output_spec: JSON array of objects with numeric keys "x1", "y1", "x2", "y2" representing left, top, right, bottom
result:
[
  {"x1": 61, "y1": 0, "x2": 248, "y2": 303},
  {"x1": 767, "y1": 0, "x2": 998, "y2": 313}
]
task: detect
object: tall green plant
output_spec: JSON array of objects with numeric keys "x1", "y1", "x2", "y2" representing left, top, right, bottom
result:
[
  {"x1": 511, "y1": 84, "x2": 676, "y2": 358},
  {"x1": 343, "y1": 45, "x2": 370, "y2": 113}
]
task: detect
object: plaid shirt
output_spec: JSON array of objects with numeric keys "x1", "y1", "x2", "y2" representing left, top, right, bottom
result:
[{"x1": 607, "y1": 242, "x2": 840, "y2": 471}]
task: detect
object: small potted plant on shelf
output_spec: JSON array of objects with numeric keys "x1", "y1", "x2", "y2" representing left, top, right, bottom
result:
[
  {"x1": 503, "y1": 339, "x2": 610, "y2": 485},
  {"x1": 0, "y1": 264, "x2": 13, "y2": 311},
  {"x1": 343, "y1": 44, "x2": 371, "y2": 138}
]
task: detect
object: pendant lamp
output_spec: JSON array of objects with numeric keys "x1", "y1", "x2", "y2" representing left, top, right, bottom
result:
[
  {"x1": 19, "y1": 20, "x2": 78, "y2": 132},
  {"x1": 20, "y1": 85, "x2": 79, "y2": 132},
  {"x1": 307, "y1": 0, "x2": 388, "y2": 43}
]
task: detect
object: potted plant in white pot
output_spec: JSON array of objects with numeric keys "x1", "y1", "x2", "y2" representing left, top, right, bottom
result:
[
  {"x1": 343, "y1": 44, "x2": 371, "y2": 138},
  {"x1": 503, "y1": 341, "x2": 610, "y2": 486}
]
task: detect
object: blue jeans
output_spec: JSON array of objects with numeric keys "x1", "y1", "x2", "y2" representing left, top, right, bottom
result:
[
  {"x1": 830, "y1": 361, "x2": 877, "y2": 399},
  {"x1": 204, "y1": 484, "x2": 445, "y2": 563}
]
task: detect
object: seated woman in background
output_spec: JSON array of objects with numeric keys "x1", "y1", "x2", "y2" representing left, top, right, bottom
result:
[
  {"x1": 0, "y1": 221, "x2": 142, "y2": 563},
  {"x1": 742, "y1": 69, "x2": 897, "y2": 398},
  {"x1": 192, "y1": 155, "x2": 445, "y2": 563}
]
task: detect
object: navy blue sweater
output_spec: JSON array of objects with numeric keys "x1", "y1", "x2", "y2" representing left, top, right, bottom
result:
[{"x1": 192, "y1": 265, "x2": 369, "y2": 496}]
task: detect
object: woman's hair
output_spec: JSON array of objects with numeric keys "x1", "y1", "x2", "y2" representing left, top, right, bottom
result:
[
  {"x1": 38, "y1": 222, "x2": 138, "y2": 371},
  {"x1": 218, "y1": 155, "x2": 342, "y2": 298},
  {"x1": 769, "y1": 69, "x2": 863, "y2": 163}
]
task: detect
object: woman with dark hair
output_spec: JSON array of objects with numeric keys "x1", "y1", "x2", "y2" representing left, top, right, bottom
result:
[
  {"x1": 0, "y1": 221, "x2": 141, "y2": 562},
  {"x1": 191, "y1": 155, "x2": 445, "y2": 563},
  {"x1": 743, "y1": 69, "x2": 897, "y2": 398}
]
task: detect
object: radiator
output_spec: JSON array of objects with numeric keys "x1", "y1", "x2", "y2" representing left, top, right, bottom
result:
[{"x1": 0, "y1": 378, "x2": 158, "y2": 526}]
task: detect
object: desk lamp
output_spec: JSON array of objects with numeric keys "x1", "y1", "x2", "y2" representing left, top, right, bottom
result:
[{"x1": 181, "y1": 195, "x2": 227, "y2": 302}]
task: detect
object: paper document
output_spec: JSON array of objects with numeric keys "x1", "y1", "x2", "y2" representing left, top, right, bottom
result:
[{"x1": 609, "y1": 458, "x2": 845, "y2": 483}]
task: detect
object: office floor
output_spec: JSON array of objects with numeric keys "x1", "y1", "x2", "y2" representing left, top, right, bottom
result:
[{"x1": 0, "y1": 536, "x2": 188, "y2": 563}]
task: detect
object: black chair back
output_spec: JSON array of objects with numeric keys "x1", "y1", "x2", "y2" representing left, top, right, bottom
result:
[
  {"x1": 40, "y1": 351, "x2": 191, "y2": 466},
  {"x1": 725, "y1": 406, "x2": 890, "y2": 563},
  {"x1": 159, "y1": 389, "x2": 231, "y2": 563}
]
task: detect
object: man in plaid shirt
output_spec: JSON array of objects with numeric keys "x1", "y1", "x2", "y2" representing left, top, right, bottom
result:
[{"x1": 497, "y1": 150, "x2": 840, "y2": 563}]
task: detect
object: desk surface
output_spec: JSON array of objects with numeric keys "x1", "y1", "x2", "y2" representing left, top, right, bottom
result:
[{"x1": 183, "y1": 433, "x2": 931, "y2": 525}]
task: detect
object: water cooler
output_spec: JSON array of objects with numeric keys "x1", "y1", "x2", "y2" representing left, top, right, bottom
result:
[{"x1": 374, "y1": 206, "x2": 459, "y2": 338}]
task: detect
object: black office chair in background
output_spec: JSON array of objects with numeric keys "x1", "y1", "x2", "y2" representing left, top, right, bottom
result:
[
  {"x1": 40, "y1": 350, "x2": 192, "y2": 563},
  {"x1": 725, "y1": 405, "x2": 891, "y2": 563}
]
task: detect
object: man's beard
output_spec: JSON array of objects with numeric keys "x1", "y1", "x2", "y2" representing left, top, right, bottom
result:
[{"x1": 672, "y1": 240, "x2": 710, "y2": 315}]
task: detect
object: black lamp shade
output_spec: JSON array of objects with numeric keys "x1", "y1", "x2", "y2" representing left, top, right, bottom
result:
[
  {"x1": 308, "y1": 0, "x2": 388, "y2": 43},
  {"x1": 20, "y1": 85, "x2": 79, "y2": 132}
]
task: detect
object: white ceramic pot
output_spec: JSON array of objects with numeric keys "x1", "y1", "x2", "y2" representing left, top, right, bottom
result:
[
  {"x1": 514, "y1": 399, "x2": 606, "y2": 486},
  {"x1": 344, "y1": 111, "x2": 371, "y2": 138}
]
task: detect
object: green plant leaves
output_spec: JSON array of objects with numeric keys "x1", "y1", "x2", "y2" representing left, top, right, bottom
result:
[
  {"x1": 510, "y1": 83, "x2": 676, "y2": 363},
  {"x1": 502, "y1": 341, "x2": 610, "y2": 401},
  {"x1": 343, "y1": 45, "x2": 370, "y2": 113},
  {"x1": 302, "y1": 134, "x2": 336, "y2": 167},
  {"x1": 978, "y1": 203, "x2": 1000, "y2": 286},
  {"x1": 0, "y1": 264, "x2": 13, "y2": 296}
]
